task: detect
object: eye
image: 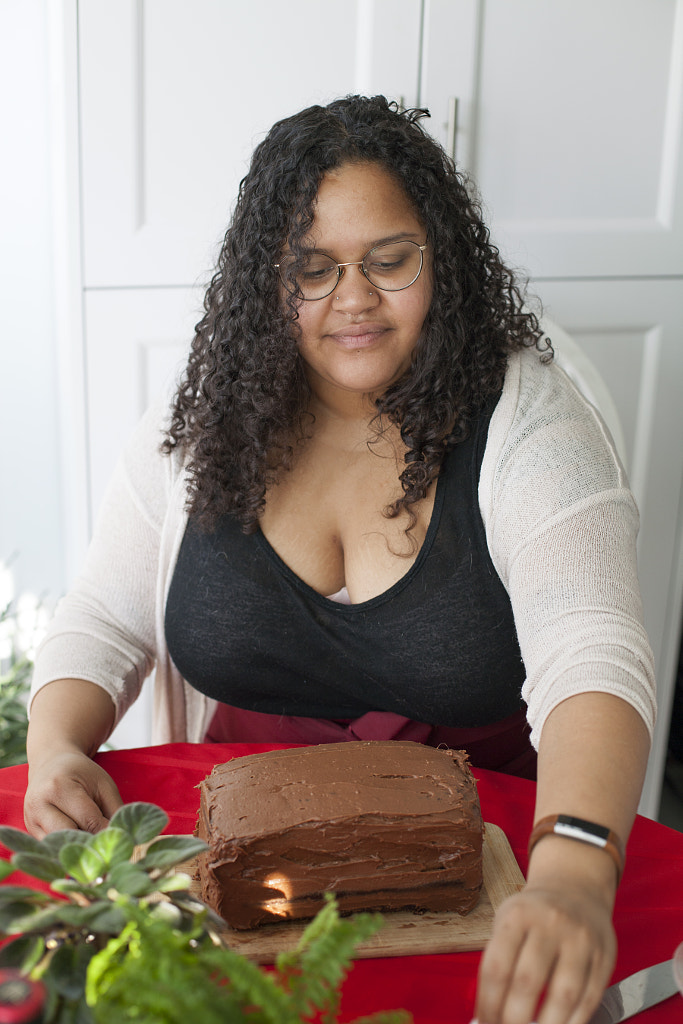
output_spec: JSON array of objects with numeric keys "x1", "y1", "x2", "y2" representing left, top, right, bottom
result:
[
  {"x1": 367, "y1": 254, "x2": 408, "y2": 273},
  {"x1": 299, "y1": 259, "x2": 337, "y2": 282},
  {"x1": 365, "y1": 243, "x2": 414, "y2": 276}
]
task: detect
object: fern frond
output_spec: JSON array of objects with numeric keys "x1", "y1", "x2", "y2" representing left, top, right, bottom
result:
[
  {"x1": 200, "y1": 943, "x2": 301, "y2": 1024},
  {"x1": 278, "y1": 896, "x2": 384, "y2": 1019},
  {"x1": 349, "y1": 1012, "x2": 413, "y2": 1024}
]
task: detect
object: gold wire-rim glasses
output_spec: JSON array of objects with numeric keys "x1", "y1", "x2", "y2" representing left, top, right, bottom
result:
[{"x1": 275, "y1": 240, "x2": 428, "y2": 301}]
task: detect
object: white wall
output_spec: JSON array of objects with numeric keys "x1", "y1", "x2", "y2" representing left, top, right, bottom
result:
[{"x1": 0, "y1": 0, "x2": 64, "y2": 606}]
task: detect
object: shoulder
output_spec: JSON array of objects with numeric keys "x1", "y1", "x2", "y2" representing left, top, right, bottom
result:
[
  {"x1": 479, "y1": 346, "x2": 634, "y2": 542},
  {"x1": 497, "y1": 345, "x2": 621, "y2": 452},
  {"x1": 490, "y1": 345, "x2": 626, "y2": 481},
  {"x1": 114, "y1": 399, "x2": 188, "y2": 533}
]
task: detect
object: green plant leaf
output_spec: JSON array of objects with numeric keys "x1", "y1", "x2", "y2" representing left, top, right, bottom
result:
[
  {"x1": 75, "y1": 903, "x2": 127, "y2": 934},
  {"x1": 85, "y1": 916, "x2": 246, "y2": 1024},
  {"x1": 137, "y1": 835, "x2": 207, "y2": 871},
  {"x1": 40, "y1": 981, "x2": 58, "y2": 1024},
  {"x1": 275, "y1": 895, "x2": 385, "y2": 1020},
  {"x1": 50, "y1": 993, "x2": 96, "y2": 1024},
  {"x1": 350, "y1": 1013, "x2": 413, "y2": 1023},
  {"x1": 11, "y1": 851, "x2": 64, "y2": 883},
  {"x1": 0, "y1": 826, "x2": 46, "y2": 855},
  {"x1": 59, "y1": 844, "x2": 106, "y2": 884},
  {"x1": 73, "y1": 996, "x2": 97, "y2": 1024},
  {"x1": 87, "y1": 828, "x2": 134, "y2": 870},
  {"x1": 44, "y1": 942, "x2": 97, "y2": 1000},
  {"x1": 108, "y1": 803, "x2": 168, "y2": 845},
  {"x1": 156, "y1": 871, "x2": 194, "y2": 893},
  {"x1": 42, "y1": 830, "x2": 92, "y2": 857},
  {"x1": 107, "y1": 862, "x2": 153, "y2": 897},
  {"x1": 0, "y1": 899, "x2": 38, "y2": 934},
  {"x1": 0, "y1": 934, "x2": 46, "y2": 972},
  {"x1": 201, "y1": 942, "x2": 299, "y2": 1024},
  {"x1": 0, "y1": 859, "x2": 15, "y2": 882},
  {"x1": 7, "y1": 900, "x2": 123, "y2": 938},
  {"x1": 147, "y1": 901, "x2": 184, "y2": 928},
  {"x1": 51, "y1": 879, "x2": 93, "y2": 896},
  {"x1": 0, "y1": 885, "x2": 50, "y2": 904},
  {"x1": 2, "y1": 902, "x2": 86, "y2": 936},
  {"x1": 0, "y1": 751, "x2": 28, "y2": 768}
]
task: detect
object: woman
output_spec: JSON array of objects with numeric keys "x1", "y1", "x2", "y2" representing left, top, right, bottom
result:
[{"x1": 25, "y1": 96, "x2": 655, "y2": 1024}]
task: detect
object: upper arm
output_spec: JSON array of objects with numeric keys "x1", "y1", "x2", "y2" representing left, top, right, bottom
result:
[
  {"x1": 30, "y1": 402, "x2": 182, "y2": 725},
  {"x1": 480, "y1": 351, "x2": 656, "y2": 746}
]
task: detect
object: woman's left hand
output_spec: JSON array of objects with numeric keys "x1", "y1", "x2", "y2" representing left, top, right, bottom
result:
[{"x1": 474, "y1": 838, "x2": 618, "y2": 1024}]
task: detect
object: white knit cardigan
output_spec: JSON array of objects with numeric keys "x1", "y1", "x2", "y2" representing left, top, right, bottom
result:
[{"x1": 30, "y1": 347, "x2": 657, "y2": 748}]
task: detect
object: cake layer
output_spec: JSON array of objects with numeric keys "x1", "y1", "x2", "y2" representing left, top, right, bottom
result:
[{"x1": 196, "y1": 741, "x2": 483, "y2": 930}]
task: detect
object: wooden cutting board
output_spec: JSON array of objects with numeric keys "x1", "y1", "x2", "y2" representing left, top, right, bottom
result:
[{"x1": 136, "y1": 822, "x2": 524, "y2": 962}]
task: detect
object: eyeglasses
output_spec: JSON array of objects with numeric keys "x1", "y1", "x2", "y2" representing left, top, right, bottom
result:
[{"x1": 275, "y1": 240, "x2": 428, "y2": 301}]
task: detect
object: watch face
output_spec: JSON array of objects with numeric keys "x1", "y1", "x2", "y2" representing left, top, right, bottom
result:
[{"x1": 556, "y1": 815, "x2": 610, "y2": 841}]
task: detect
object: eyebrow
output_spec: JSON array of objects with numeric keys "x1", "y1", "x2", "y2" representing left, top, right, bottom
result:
[{"x1": 300, "y1": 231, "x2": 424, "y2": 256}]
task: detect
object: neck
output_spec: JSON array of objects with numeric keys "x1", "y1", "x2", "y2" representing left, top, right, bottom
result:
[{"x1": 304, "y1": 384, "x2": 402, "y2": 457}]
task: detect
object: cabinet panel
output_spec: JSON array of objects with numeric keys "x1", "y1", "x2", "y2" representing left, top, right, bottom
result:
[
  {"x1": 78, "y1": 0, "x2": 420, "y2": 288},
  {"x1": 535, "y1": 278, "x2": 683, "y2": 816},
  {"x1": 84, "y1": 287, "x2": 203, "y2": 521},
  {"x1": 421, "y1": 0, "x2": 683, "y2": 278}
]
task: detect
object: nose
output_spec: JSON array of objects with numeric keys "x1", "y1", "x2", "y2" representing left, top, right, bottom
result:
[{"x1": 333, "y1": 264, "x2": 380, "y2": 312}]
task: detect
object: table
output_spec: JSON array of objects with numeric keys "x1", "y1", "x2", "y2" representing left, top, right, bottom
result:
[{"x1": 2, "y1": 743, "x2": 682, "y2": 1023}]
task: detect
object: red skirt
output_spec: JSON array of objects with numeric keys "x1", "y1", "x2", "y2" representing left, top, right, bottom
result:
[{"x1": 205, "y1": 703, "x2": 537, "y2": 779}]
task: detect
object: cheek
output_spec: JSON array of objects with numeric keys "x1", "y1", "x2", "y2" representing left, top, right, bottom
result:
[
  {"x1": 420, "y1": 265, "x2": 434, "y2": 319},
  {"x1": 405, "y1": 282, "x2": 433, "y2": 334},
  {"x1": 294, "y1": 305, "x2": 318, "y2": 346}
]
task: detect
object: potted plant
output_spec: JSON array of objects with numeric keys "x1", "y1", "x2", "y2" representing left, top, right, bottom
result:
[{"x1": 0, "y1": 802, "x2": 410, "y2": 1024}]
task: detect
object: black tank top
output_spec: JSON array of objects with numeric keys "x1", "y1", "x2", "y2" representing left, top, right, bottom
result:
[{"x1": 164, "y1": 398, "x2": 526, "y2": 727}]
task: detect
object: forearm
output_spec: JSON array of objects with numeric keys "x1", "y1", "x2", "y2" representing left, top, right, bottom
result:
[
  {"x1": 530, "y1": 691, "x2": 651, "y2": 894},
  {"x1": 476, "y1": 693, "x2": 651, "y2": 1024},
  {"x1": 27, "y1": 679, "x2": 116, "y2": 768},
  {"x1": 24, "y1": 680, "x2": 121, "y2": 836}
]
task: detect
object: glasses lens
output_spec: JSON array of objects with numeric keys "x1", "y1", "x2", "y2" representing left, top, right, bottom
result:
[
  {"x1": 363, "y1": 241, "x2": 424, "y2": 291},
  {"x1": 278, "y1": 253, "x2": 339, "y2": 300}
]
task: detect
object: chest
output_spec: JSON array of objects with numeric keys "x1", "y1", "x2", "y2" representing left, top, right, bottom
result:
[
  {"x1": 259, "y1": 438, "x2": 437, "y2": 603},
  {"x1": 164, "y1": 410, "x2": 526, "y2": 727}
]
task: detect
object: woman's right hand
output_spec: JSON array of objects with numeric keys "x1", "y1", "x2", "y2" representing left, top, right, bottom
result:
[
  {"x1": 24, "y1": 748, "x2": 123, "y2": 838},
  {"x1": 25, "y1": 679, "x2": 123, "y2": 838}
]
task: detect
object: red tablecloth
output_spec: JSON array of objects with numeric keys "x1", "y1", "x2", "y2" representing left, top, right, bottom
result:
[{"x1": 1, "y1": 743, "x2": 682, "y2": 1023}]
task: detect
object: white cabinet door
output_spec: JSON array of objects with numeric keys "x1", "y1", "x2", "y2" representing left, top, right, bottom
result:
[
  {"x1": 78, "y1": 0, "x2": 421, "y2": 288},
  {"x1": 421, "y1": 0, "x2": 683, "y2": 278},
  {"x1": 84, "y1": 287, "x2": 203, "y2": 521},
  {"x1": 535, "y1": 278, "x2": 683, "y2": 817}
]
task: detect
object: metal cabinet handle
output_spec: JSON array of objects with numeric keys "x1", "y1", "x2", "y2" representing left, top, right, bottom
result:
[{"x1": 446, "y1": 96, "x2": 459, "y2": 161}]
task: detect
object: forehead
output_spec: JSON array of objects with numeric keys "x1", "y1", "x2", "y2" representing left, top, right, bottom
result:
[{"x1": 306, "y1": 161, "x2": 424, "y2": 251}]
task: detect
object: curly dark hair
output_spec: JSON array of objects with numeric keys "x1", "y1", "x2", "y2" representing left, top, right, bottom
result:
[{"x1": 163, "y1": 94, "x2": 549, "y2": 533}]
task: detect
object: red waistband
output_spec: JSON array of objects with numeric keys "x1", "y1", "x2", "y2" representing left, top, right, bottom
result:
[{"x1": 205, "y1": 703, "x2": 537, "y2": 779}]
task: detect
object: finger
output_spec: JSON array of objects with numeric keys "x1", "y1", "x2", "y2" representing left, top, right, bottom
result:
[
  {"x1": 475, "y1": 905, "x2": 527, "y2": 1023},
  {"x1": 491, "y1": 933, "x2": 559, "y2": 1024},
  {"x1": 541, "y1": 946, "x2": 614, "y2": 1024},
  {"x1": 64, "y1": 788, "x2": 114, "y2": 833},
  {"x1": 24, "y1": 802, "x2": 82, "y2": 839},
  {"x1": 94, "y1": 774, "x2": 124, "y2": 820},
  {"x1": 36, "y1": 774, "x2": 113, "y2": 834},
  {"x1": 536, "y1": 946, "x2": 593, "y2": 1024}
]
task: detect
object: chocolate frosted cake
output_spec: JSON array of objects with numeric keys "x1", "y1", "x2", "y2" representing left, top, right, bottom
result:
[{"x1": 196, "y1": 740, "x2": 483, "y2": 930}]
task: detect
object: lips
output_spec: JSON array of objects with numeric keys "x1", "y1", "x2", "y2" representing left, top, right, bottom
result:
[{"x1": 327, "y1": 323, "x2": 389, "y2": 349}]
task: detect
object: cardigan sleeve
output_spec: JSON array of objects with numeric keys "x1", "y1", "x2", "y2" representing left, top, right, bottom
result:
[
  {"x1": 479, "y1": 349, "x2": 657, "y2": 749},
  {"x1": 29, "y1": 402, "x2": 180, "y2": 731}
]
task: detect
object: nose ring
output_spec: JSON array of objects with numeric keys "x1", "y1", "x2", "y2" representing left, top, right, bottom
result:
[{"x1": 334, "y1": 291, "x2": 374, "y2": 298}]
